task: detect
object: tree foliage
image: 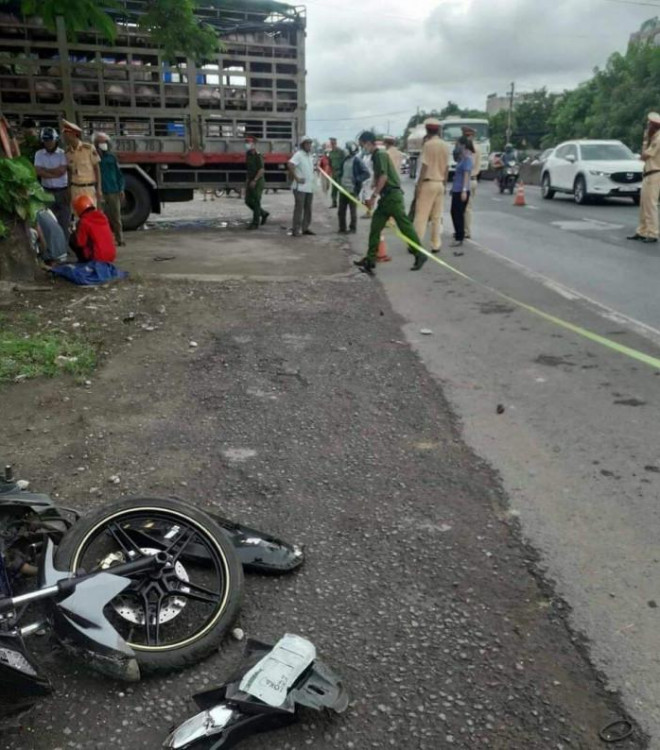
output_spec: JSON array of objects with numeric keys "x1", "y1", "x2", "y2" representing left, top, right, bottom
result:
[
  {"x1": 1, "y1": 0, "x2": 221, "y2": 62},
  {"x1": 0, "y1": 157, "x2": 53, "y2": 239},
  {"x1": 546, "y1": 42, "x2": 660, "y2": 150}
]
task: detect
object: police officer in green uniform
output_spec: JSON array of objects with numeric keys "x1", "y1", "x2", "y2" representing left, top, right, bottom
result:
[
  {"x1": 328, "y1": 137, "x2": 345, "y2": 208},
  {"x1": 244, "y1": 136, "x2": 269, "y2": 229},
  {"x1": 354, "y1": 131, "x2": 427, "y2": 275}
]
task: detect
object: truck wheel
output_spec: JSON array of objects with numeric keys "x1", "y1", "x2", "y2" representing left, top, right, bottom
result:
[{"x1": 121, "y1": 174, "x2": 152, "y2": 230}]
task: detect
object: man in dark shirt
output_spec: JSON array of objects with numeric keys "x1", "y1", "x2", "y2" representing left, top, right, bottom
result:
[
  {"x1": 354, "y1": 131, "x2": 427, "y2": 276},
  {"x1": 328, "y1": 137, "x2": 345, "y2": 208},
  {"x1": 244, "y1": 136, "x2": 269, "y2": 229}
]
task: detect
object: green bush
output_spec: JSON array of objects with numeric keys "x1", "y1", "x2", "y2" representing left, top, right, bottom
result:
[{"x1": 0, "y1": 157, "x2": 53, "y2": 238}]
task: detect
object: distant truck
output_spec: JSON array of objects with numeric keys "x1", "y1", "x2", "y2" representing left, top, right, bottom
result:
[
  {"x1": 407, "y1": 117, "x2": 490, "y2": 180},
  {"x1": 0, "y1": 0, "x2": 306, "y2": 229}
]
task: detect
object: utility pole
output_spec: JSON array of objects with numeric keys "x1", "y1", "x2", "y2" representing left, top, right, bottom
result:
[
  {"x1": 386, "y1": 119, "x2": 391, "y2": 135},
  {"x1": 506, "y1": 81, "x2": 515, "y2": 144}
]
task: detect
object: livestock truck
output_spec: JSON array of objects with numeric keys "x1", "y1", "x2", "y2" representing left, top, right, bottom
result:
[{"x1": 0, "y1": 0, "x2": 306, "y2": 229}]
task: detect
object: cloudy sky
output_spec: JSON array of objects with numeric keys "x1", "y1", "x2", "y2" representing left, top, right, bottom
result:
[{"x1": 301, "y1": 0, "x2": 656, "y2": 141}]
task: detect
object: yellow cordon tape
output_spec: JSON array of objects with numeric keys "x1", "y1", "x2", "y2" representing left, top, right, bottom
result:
[{"x1": 319, "y1": 167, "x2": 660, "y2": 371}]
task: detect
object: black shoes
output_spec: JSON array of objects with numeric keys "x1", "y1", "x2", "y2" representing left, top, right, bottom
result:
[
  {"x1": 411, "y1": 254, "x2": 427, "y2": 271},
  {"x1": 354, "y1": 257, "x2": 376, "y2": 276},
  {"x1": 303, "y1": 229, "x2": 316, "y2": 236},
  {"x1": 643, "y1": 237, "x2": 658, "y2": 243},
  {"x1": 349, "y1": 228, "x2": 357, "y2": 234},
  {"x1": 261, "y1": 212, "x2": 269, "y2": 226},
  {"x1": 338, "y1": 228, "x2": 348, "y2": 234},
  {"x1": 247, "y1": 223, "x2": 259, "y2": 230},
  {"x1": 627, "y1": 233, "x2": 643, "y2": 240},
  {"x1": 629, "y1": 233, "x2": 659, "y2": 243}
]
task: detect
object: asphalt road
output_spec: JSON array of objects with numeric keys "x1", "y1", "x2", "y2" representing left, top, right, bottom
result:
[
  {"x1": 0, "y1": 194, "x2": 645, "y2": 750},
  {"x1": 359, "y1": 177, "x2": 660, "y2": 746}
]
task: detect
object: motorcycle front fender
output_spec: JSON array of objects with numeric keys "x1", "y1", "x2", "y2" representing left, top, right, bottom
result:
[{"x1": 209, "y1": 515, "x2": 305, "y2": 575}]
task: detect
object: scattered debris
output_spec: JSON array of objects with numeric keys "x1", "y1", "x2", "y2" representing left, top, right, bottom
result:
[
  {"x1": 496, "y1": 404, "x2": 505, "y2": 414},
  {"x1": 108, "y1": 475, "x2": 120, "y2": 484},
  {"x1": 231, "y1": 627, "x2": 245, "y2": 641},
  {"x1": 598, "y1": 719, "x2": 633, "y2": 743},
  {"x1": 153, "y1": 255, "x2": 176, "y2": 262},
  {"x1": 164, "y1": 635, "x2": 348, "y2": 749},
  {"x1": 189, "y1": 341, "x2": 198, "y2": 348},
  {"x1": 420, "y1": 329, "x2": 433, "y2": 336}
]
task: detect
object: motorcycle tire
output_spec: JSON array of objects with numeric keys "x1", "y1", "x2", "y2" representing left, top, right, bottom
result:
[{"x1": 54, "y1": 497, "x2": 244, "y2": 675}]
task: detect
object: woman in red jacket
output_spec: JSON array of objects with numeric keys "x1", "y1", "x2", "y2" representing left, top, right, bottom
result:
[{"x1": 70, "y1": 194, "x2": 117, "y2": 263}]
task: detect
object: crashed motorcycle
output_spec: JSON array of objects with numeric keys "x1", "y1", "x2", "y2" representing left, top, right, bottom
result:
[
  {"x1": 0, "y1": 466, "x2": 303, "y2": 715},
  {"x1": 498, "y1": 162, "x2": 520, "y2": 194}
]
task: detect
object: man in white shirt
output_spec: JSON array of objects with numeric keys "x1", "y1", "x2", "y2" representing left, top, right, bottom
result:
[
  {"x1": 287, "y1": 135, "x2": 316, "y2": 236},
  {"x1": 34, "y1": 127, "x2": 71, "y2": 238}
]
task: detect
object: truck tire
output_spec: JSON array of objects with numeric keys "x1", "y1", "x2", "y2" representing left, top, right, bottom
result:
[{"x1": 121, "y1": 173, "x2": 152, "y2": 231}]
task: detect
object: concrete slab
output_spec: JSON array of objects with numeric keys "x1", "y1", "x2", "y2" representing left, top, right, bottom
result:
[{"x1": 117, "y1": 190, "x2": 351, "y2": 281}]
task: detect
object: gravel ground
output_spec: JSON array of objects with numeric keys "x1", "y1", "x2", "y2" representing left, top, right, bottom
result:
[{"x1": 0, "y1": 267, "x2": 646, "y2": 749}]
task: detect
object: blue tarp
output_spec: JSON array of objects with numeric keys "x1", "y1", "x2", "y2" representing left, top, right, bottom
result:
[{"x1": 50, "y1": 261, "x2": 128, "y2": 286}]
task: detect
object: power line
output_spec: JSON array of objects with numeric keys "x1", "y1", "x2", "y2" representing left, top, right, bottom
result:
[{"x1": 603, "y1": 0, "x2": 660, "y2": 7}]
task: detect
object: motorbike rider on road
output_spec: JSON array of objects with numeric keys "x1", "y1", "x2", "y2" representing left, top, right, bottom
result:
[{"x1": 499, "y1": 143, "x2": 518, "y2": 190}]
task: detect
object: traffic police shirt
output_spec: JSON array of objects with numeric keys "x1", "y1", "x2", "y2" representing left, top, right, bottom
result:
[
  {"x1": 66, "y1": 141, "x2": 100, "y2": 186},
  {"x1": 372, "y1": 148, "x2": 401, "y2": 191},
  {"x1": 421, "y1": 136, "x2": 449, "y2": 181},
  {"x1": 643, "y1": 130, "x2": 660, "y2": 173},
  {"x1": 471, "y1": 143, "x2": 482, "y2": 179}
]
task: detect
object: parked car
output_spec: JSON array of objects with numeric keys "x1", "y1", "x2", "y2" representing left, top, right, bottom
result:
[{"x1": 541, "y1": 140, "x2": 642, "y2": 205}]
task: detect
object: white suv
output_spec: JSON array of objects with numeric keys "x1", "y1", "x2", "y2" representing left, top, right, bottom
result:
[{"x1": 541, "y1": 140, "x2": 643, "y2": 205}]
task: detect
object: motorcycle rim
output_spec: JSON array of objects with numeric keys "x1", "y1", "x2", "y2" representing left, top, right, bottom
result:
[{"x1": 67, "y1": 505, "x2": 235, "y2": 652}]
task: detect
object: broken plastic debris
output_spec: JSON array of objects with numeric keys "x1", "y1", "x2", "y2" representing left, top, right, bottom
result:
[{"x1": 420, "y1": 329, "x2": 433, "y2": 335}]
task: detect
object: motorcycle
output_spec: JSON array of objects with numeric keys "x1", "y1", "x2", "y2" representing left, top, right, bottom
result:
[
  {"x1": 498, "y1": 161, "x2": 520, "y2": 194},
  {"x1": 0, "y1": 465, "x2": 304, "y2": 715}
]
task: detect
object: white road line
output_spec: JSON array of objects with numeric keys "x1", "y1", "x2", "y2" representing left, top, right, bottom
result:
[
  {"x1": 526, "y1": 205, "x2": 540, "y2": 210},
  {"x1": 466, "y1": 238, "x2": 660, "y2": 348}
]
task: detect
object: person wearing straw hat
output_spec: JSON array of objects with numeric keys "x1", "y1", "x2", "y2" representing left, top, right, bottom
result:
[
  {"x1": 628, "y1": 112, "x2": 660, "y2": 244},
  {"x1": 61, "y1": 119, "x2": 102, "y2": 208}
]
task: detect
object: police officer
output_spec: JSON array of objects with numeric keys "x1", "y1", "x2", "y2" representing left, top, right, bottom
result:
[
  {"x1": 383, "y1": 135, "x2": 403, "y2": 173},
  {"x1": 413, "y1": 118, "x2": 449, "y2": 254},
  {"x1": 61, "y1": 119, "x2": 102, "y2": 208},
  {"x1": 327, "y1": 137, "x2": 345, "y2": 208},
  {"x1": 628, "y1": 112, "x2": 660, "y2": 244},
  {"x1": 353, "y1": 131, "x2": 427, "y2": 276},
  {"x1": 462, "y1": 125, "x2": 480, "y2": 239},
  {"x1": 244, "y1": 136, "x2": 269, "y2": 229}
]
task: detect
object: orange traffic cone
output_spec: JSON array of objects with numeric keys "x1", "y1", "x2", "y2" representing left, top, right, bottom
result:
[
  {"x1": 514, "y1": 181, "x2": 526, "y2": 207},
  {"x1": 376, "y1": 233, "x2": 391, "y2": 262}
]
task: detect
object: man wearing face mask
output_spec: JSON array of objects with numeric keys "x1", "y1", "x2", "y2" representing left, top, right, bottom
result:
[
  {"x1": 353, "y1": 131, "x2": 427, "y2": 276},
  {"x1": 244, "y1": 136, "x2": 269, "y2": 229},
  {"x1": 628, "y1": 112, "x2": 660, "y2": 244},
  {"x1": 93, "y1": 132, "x2": 125, "y2": 246}
]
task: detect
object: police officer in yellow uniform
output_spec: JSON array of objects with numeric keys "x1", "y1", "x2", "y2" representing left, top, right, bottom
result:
[
  {"x1": 413, "y1": 118, "x2": 449, "y2": 254},
  {"x1": 354, "y1": 131, "x2": 427, "y2": 275},
  {"x1": 628, "y1": 112, "x2": 660, "y2": 244},
  {"x1": 463, "y1": 125, "x2": 480, "y2": 240},
  {"x1": 61, "y1": 119, "x2": 102, "y2": 208},
  {"x1": 383, "y1": 135, "x2": 403, "y2": 173}
]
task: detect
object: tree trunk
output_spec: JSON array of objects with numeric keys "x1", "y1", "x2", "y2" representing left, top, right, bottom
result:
[{"x1": 0, "y1": 216, "x2": 38, "y2": 282}]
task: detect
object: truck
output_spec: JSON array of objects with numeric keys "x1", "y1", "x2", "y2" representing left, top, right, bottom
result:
[
  {"x1": 407, "y1": 117, "x2": 490, "y2": 180},
  {"x1": 0, "y1": 0, "x2": 306, "y2": 229}
]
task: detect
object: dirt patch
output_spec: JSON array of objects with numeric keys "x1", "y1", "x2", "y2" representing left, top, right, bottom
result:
[{"x1": 534, "y1": 354, "x2": 575, "y2": 367}]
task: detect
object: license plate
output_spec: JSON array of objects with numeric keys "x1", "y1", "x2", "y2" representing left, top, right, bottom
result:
[{"x1": 618, "y1": 186, "x2": 637, "y2": 192}]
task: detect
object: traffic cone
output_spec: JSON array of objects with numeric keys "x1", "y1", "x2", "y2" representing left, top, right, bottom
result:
[
  {"x1": 376, "y1": 233, "x2": 391, "y2": 262},
  {"x1": 514, "y1": 181, "x2": 526, "y2": 207}
]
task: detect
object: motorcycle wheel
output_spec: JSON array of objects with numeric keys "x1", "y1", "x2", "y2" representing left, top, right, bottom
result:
[{"x1": 54, "y1": 497, "x2": 244, "y2": 674}]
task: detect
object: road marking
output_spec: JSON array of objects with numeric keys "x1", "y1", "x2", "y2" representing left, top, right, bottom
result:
[
  {"x1": 468, "y1": 238, "x2": 660, "y2": 348},
  {"x1": 551, "y1": 218, "x2": 624, "y2": 231},
  {"x1": 526, "y1": 205, "x2": 540, "y2": 210}
]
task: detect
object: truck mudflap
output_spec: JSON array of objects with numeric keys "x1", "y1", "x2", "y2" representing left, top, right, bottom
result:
[{"x1": 163, "y1": 635, "x2": 348, "y2": 749}]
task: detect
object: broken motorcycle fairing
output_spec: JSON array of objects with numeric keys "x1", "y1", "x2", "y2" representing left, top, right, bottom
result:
[
  {"x1": 163, "y1": 635, "x2": 349, "y2": 749},
  {"x1": 125, "y1": 507, "x2": 305, "y2": 576}
]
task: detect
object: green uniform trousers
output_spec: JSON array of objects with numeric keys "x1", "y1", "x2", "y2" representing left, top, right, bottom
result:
[
  {"x1": 245, "y1": 179, "x2": 266, "y2": 226},
  {"x1": 367, "y1": 189, "x2": 423, "y2": 262}
]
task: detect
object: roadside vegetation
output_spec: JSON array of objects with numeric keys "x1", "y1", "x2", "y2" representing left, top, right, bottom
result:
[{"x1": 0, "y1": 313, "x2": 96, "y2": 383}]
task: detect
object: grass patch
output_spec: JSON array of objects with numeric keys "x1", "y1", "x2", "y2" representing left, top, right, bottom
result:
[{"x1": 0, "y1": 332, "x2": 96, "y2": 383}]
